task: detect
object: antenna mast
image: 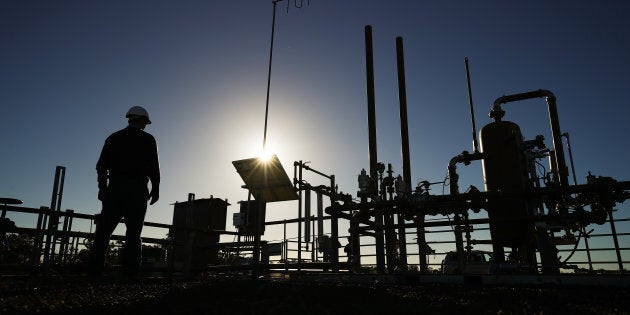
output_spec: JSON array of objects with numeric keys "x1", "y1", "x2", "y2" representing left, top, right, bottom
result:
[
  {"x1": 262, "y1": 0, "x2": 310, "y2": 150},
  {"x1": 465, "y1": 57, "x2": 480, "y2": 153},
  {"x1": 262, "y1": 0, "x2": 283, "y2": 150}
]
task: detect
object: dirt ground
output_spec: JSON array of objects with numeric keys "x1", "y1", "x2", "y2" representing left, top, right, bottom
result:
[{"x1": 1, "y1": 274, "x2": 629, "y2": 315}]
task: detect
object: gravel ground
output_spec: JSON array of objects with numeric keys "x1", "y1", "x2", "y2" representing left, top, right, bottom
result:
[{"x1": 1, "y1": 274, "x2": 629, "y2": 315}]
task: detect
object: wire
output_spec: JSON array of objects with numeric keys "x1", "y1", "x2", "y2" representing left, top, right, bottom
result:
[
  {"x1": 561, "y1": 230, "x2": 582, "y2": 264},
  {"x1": 534, "y1": 160, "x2": 547, "y2": 186},
  {"x1": 535, "y1": 160, "x2": 547, "y2": 179}
]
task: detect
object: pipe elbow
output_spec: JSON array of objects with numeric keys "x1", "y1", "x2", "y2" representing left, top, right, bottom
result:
[
  {"x1": 449, "y1": 155, "x2": 463, "y2": 168},
  {"x1": 538, "y1": 89, "x2": 555, "y2": 100}
]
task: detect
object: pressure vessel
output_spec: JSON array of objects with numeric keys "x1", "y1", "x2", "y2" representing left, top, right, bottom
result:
[{"x1": 480, "y1": 120, "x2": 531, "y2": 247}]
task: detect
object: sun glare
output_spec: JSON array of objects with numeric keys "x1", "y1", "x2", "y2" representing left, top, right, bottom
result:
[{"x1": 258, "y1": 146, "x2": 275, "y2": 162}]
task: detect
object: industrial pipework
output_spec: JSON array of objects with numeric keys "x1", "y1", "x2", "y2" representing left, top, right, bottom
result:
[
  {"x1": 324, "y1": 26, "x2": 630, "y2": 276},
  {"x1": 490, "y1": 89, "x2": 570, "y2": 191}
]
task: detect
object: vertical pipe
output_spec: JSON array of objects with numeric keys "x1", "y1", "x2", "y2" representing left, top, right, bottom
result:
[
  {"x1": 297, "y1": 161, "x2": 303, "y2": 271},
  {"x1": 283, "y1": 221, "x2": 288, "y2": 273},
  {"x1": 40, "y1": 211, "x2": 49, "y2": 262},
  {"x1": 67, "y1": 211, "x2": 74, "y2": 261},
  {"x1": 454, "y1": 215, "x2": 466, "y2": 273},
  {"x1": 350, "y1": 219, "x2": 361, "y2": 272},
  {"x1": 316, "y1": 190, "x2": 323, "y2": 263},
  {"x1": 384, "y1": 164, "x2": 396, "y2": 273},
  {"x1": 311, "y1": 217, "x2": 316, "y2": 262},
  {"x1": 58, "y1": 210, "x2": 71, "y2": 265},
  {"x1": 290, "y1": 161, "x2": 298, "y2": 272},
  {"x1": 545, "y1": 96, "x2": 570, "y2": 190},
  {"x1": 330, "y1": 176, "x2": 340, "y2": 272},
  {"x1": 52, "y1": 166, "x2": 66, "y2": 263},
  {"x1": 305, "y1": 189, "x2": 311, "y2": 247},
  {"x1": 253, "y1": 195, "x2": 264, "y2": 278},
  {"x1": 55, "y1": 167, "x2": 65, "y2": 213},
  {"x1": 395, "y1": 36, "x2": 410, "y2": 270},
  {"x1": 32, "y1": 208, "x2": 46, "y2": 266},
  {"x1": 72, "y1": 236, "x2": 79, "y2": 260},
  {"x1": 316, "y1": 191, "x2": 324, "y2": 238},
  {"x1": 375, "y1": 211, "x2": 386, "y2": 274},
  {"x1": 44, "y1": 166, "x2": 64, "y2": 266},
  {"x1": 396, "y1": 37, "x2": 411, "y2": 194},
  {"x1": 563, "y1": 133, "x2": 578, "y2": 186},
  {"x1": 365, "y1": 25, "x2": 378, "y2": 181},
  {"x1": 184, "y1": 193, "x2": 195, "y2": 276},
  {"x1": 49, "y1": 166, "x2": 61, "y2": 211},
  {"x1": 330, "y1": 175, "x2": 340, "y2": 272},
  {"x1": 43, "y1": 171, "x2": 60, "y2": 265},
  {"x1": 365, "y1": 24, "x2": 385, "y2": 274}
]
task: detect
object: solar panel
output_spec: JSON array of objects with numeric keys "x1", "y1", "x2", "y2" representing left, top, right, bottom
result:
[{"x1": 232, "y1": 155, "x2": 298, "y2": 203}]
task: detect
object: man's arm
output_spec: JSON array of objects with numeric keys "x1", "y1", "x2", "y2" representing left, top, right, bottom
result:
[
  {"x1": 96, "y1": 139, "x2": 111, "y2": 201},
  {"x1": 148, "y1": 137, "x2": 160, "y2": 205}
]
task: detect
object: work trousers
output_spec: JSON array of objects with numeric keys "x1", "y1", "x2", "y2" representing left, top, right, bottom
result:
[{"x1": 89, "y1": 177, "x2": 148, "y2": 276}]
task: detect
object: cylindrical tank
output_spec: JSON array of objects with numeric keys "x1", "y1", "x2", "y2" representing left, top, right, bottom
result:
[{"x1": 480, "y1": 120, "x2": 531, "y2": 247}]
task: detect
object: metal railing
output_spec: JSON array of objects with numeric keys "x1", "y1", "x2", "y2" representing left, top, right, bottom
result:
[
  {"x1": 1, "y1": 202, "x2": 628, "y2": 275},
  {"x1": 263, "y1": 214, "x2": 629, "y2": 274}
]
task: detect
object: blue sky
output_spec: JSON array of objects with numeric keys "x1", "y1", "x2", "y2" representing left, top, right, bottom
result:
[{"x1": 2, "y1": 1, "x2": 629, "y2": 265}]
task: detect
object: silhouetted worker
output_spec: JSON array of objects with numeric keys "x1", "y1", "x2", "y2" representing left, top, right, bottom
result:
[{"x1": 88, "y1": 106, "x2": 160, "y2": 279}]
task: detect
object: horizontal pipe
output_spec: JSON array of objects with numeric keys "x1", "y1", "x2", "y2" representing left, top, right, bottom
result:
[
  {"x1": 266, "y1": 215, "x2": 332, "y2": 225},
  {"x1": 294, "y1": 161, "x2": 334, "y2": 179},
  {"x1": 326, "y1": 180, "x2": 630, "y2": 215},
  {"x1": 493, "y1": 89, "x2": 555, "y2": 109},
  {"x1": 357, "y1": 211, "x2": 610, "y2": 232}
]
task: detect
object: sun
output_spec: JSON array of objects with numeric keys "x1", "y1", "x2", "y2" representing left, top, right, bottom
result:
[{"x1": 257, "y1": 146, "x2": 275, "y2": 162}]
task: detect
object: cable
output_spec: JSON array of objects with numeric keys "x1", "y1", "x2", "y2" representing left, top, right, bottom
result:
[{"x1": 561, "y1": 229, "x2": 582, "y2": 264}]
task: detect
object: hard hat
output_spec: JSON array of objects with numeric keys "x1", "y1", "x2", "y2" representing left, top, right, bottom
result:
[{"x1": 125, "y1": 106, "x2": 151, "y2": 124}]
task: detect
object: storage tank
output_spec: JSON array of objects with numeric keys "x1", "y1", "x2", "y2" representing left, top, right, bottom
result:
[
  {"x1": 480, "y1": 120, "x2": 532, "y2": 248},
  {"x1": 171, "y1": 197, "x2": 229, "y2": 270}
]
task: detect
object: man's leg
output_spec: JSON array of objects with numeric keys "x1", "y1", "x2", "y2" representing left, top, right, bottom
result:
[
  {"x1": 121, "y1": 196, "x2": 148, "y2": 277},
  {"x1": 88, "y1": 202, "x2": 122, "y2": 277}
]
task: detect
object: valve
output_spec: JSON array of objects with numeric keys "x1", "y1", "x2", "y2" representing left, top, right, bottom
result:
[
  {"x1": 394, "y1": 175, "x2": 407, "y2": 198},
  {"x1": 357, "y1": 168, "x2": 374, "y2": 198}
]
